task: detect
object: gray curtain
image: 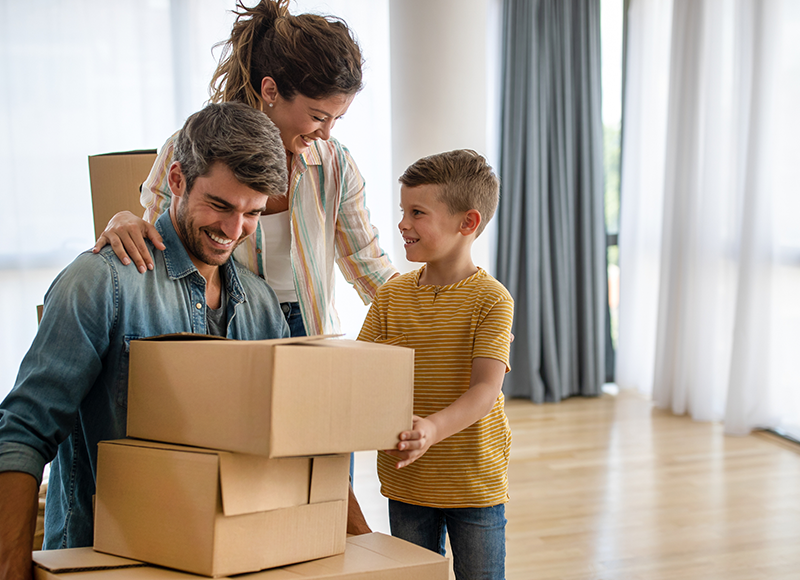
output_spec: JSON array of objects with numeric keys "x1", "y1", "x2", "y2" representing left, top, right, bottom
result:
[{"x1": 496, "y1": 0, "x2": 606, "y2": 403}]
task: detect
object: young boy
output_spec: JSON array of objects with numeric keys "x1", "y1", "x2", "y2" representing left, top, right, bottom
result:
[{"x1": 358, "y1": 150, "x2": 513, "y2": 580}]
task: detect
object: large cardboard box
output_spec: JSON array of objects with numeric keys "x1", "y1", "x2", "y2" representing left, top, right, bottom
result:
[
  {"x1": 126, "y1": 336, "x2": 414, "y2": 458},
  {"x1": 88, "y1": 150, "x2": 157, "y2": 239},
  {"x1": 94, "y1": 439, "x2": 349, "y2": 577},
  {"x1": 35, "y1": 534, "x2": 449, "y2": 579}
]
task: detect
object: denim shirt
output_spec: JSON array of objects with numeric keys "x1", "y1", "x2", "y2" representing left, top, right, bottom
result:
[{"x1": 0, "y1": 212, "x2": 289, "y2": 549}]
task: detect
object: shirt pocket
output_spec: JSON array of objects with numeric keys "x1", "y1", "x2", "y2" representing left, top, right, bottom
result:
[
  {"x1": 116, "y1": 335, "x2": 142, "y2": 408},
  {"x1": 373, "y1": 334, "x2": 408, "y2": 347}
]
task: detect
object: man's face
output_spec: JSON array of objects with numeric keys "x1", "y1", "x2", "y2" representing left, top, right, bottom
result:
[{"x1": 170, "y1": 162, "x2": 267, "y2": 272}]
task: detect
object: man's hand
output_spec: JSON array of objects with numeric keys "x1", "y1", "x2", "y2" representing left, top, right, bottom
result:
[
  {"x1": 385, "y1": 415, "x2": 438, "y2": 469},
  {"x1": 0, "y1": 472, "x2": 39, "y2": 580}
]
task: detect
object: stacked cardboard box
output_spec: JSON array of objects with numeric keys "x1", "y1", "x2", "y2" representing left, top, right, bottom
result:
[
  {"x1": 87, "y1": 150, "x2": 157, "y2": 240},
  {"x1": 85, "y1": 157, "x2": 446, "y2": 578},
  {"x1": 34, "y1": 533, "x2": 450, "y2": 579},
  {"x1": 92, "y1": 334, "x2": 419, "y2": 578}
]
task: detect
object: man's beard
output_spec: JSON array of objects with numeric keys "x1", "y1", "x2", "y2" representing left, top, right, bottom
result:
[{"x1": 176, "y1": 201, "x2": 245, "y2": 267}]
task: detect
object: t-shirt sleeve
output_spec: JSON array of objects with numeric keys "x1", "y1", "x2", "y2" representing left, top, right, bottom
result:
[{"x1": 473, "y1": 294, "x2": 514, "y2": 372}]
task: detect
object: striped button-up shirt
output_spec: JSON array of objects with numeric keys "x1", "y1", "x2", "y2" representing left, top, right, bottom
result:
[{"x1": 141, "y1": 134, "x2": 397, "y2": 335}]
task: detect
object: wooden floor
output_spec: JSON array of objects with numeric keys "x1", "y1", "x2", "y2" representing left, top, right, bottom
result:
[{"x1": 354, "y1": 389, "x2": 800, "y2": 580}]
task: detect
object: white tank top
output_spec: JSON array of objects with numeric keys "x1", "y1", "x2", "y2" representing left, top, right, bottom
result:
[{"x1": 259, "y1": 211, "x2": 297, "y2": 303}]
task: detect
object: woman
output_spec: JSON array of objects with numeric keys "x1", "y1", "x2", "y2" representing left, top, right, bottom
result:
[{"x1": 95, "y1": 0, "x2": 397, "y2": 337}]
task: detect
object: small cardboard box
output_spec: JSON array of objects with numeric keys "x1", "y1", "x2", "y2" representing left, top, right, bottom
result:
[
  {"x1": 35, "y1": 534, "x2": 449, "y2": 579},
  {"x1": 93, "y1": 439, "x2": 349, "y2": 577},
  {"x1": 88, "y1": 150, "x2": 157, "y2": 239},
  {"x1": 126, "y1": 336, "x2": 414, "y2": 458}
]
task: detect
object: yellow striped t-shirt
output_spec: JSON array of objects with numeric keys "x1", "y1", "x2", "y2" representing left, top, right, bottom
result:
[{"x1": 358, "y1": 266, "x2": 514, "y2": 508}]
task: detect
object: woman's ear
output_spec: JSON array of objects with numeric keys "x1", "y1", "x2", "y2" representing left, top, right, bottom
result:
[
  {"x1": 260, "y1": 77, "x2": 279, "y2": 105},
  {"x1": 460, "y1": 209, "x2": 482, "y2": 236}
]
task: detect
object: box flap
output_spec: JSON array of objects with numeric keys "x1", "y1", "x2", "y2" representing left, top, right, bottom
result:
[
  {"x1": 101, "y1": 441, "x2": 314, "y2": 517},
  {"x1": 347, "y1": 532, "x2": 448, "y2": 566},
  {"x1": 301, "y1": 338, "x2": 412, "y2": 351},
  {"x1": 101, "y1": 438, "x2": 220, "y2": 456},
  {"x1": 91, "y1": 150, "x2": 158, "y2": 157},
  {"x1": 308, "y1": 455, "x2": 350, "y2": 504},
  {"x1": 218, "y1": 453, "x2": 311, "y2": 516},
  {"x1": 33, "y1": 547, "x2": 145, "y2": 573},
  {"x1": 265, "y1": 533, "x2": 448, "y2": 578},
  {"x1": 135, "y1": 332, "x2": 231, "y2": 342},
  {"x1": 135, "y1": 333, "x2": 340, "y2": 345}
]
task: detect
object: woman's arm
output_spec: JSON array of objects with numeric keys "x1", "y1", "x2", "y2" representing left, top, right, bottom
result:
[{"x1": 332, "y1": 143, "x2": 398, "y2": 302}]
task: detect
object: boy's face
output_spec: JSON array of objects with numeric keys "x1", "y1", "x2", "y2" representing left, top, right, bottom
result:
[{"x1": 398, "y1": 184, "x2": 467, "y2": 265}]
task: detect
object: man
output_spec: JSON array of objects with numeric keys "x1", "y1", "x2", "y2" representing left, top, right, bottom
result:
[{"x1": 0, "y1": 102, "x2": 291, "y2": 578}]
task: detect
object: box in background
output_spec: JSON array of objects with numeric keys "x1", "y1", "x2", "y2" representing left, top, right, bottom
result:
[
  {"x1": 35, "y1": 533, "x2": 449, "y2": 580},
  {"x1": 126, "y1": 336, "x2": 414, "y2": 458},
  {"x1": 94, "y1": 439, "x2": 349, "y2": 577},
  {"x1": 88, "y1": 150, "x2": 157, "y2": 240}
]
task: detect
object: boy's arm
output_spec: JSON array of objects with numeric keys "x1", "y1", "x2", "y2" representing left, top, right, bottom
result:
[
  {"x1": 385, "y1": 357, "x2": 507, "y2": 469},
  {"x1": 0, "y1": 471, "x2": 38, "y2": 580}
]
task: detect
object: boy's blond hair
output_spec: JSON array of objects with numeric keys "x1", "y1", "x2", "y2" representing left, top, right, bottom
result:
[{"x1": 399, "y1": 149, "x2": 499, "y2": 236}]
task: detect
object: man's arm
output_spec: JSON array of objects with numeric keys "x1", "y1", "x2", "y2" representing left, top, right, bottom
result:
[
  {"x1": 0, "y1": 471, "x2": 38, "y2": 580},
  {"x1": 385, "y1": 357, "x2": 507, "y2": 469}
]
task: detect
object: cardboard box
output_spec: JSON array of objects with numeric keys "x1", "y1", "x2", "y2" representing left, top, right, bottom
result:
[
  {"x1": 88, "y1": 150, "x2": 157, "y2": 239},
  {"x1": 35, "y1": 534, "x2": 449, "y2": 579},
  {"x1": 126, "y1": 336, "x2": 414, "y2": 458},
  {"x1": 94, "y1": 439, "x2": 349, "y2": 577}
]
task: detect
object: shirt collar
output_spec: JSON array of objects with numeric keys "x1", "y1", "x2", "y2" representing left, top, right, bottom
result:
[{"x1": 299, "y1": 140, "x2": 323, "y2": 167}]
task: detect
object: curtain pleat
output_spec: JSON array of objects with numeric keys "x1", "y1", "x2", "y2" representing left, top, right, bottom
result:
[{"x1": 497, "y1": 0, "x2": 606, "y2": 403}]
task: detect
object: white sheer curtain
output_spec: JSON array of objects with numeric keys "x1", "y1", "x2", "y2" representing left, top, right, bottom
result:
[
  {"x1": 616, "y1": 0, "x2": 800, "y2": 436},
  {"x1": 0, "y1": 0, "x2": 393, "y2": 399}
]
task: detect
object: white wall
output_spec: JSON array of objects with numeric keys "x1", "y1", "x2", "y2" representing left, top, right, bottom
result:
[{"x1": 389, "y1": 0, "x2": 500, "y2": 275}]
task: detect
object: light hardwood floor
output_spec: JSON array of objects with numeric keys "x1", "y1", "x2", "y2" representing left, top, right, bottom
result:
[{"x1": 354, "y1": 389, "x2": 800, "y2": 580}]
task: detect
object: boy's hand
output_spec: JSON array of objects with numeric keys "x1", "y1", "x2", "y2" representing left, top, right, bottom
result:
[{"x1": 385, "y1": 415, "x2": 437, "y2": 469}]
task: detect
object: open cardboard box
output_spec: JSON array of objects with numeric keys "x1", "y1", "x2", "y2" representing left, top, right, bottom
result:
[
  {"x1": 35, "y1": 533, "x2": 449, "y2": 579},
  {"x1": 126, "y1": 335, "x2": 414, "y2": 458},
  {"x1": 88, "y1": 150, "x2": 157, "y2": 240},
  {"x1": 94, "y1": 439, "x2": 349, "y2": 577}
]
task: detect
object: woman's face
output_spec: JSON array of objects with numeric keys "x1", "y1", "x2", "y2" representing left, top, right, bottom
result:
[{"x1": 267, "y1": 91, "x2": 355, "y2": 156}]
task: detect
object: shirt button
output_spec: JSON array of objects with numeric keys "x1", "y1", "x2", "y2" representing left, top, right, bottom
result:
[
  {"x1": 196, "y1": 303, "x2": 202, "y2": 310},
  {"x1": 256, "y1": 248, "x2": 262, "y2": 254}
]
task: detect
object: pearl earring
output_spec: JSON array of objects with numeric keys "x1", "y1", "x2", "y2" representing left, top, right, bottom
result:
[{"x1": 268, "y1": 103, "x2": 274, "y2": 108}]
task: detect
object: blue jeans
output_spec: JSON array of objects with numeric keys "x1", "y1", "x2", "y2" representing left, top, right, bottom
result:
[
  {"x1": 280, "y1": 302, "x2": 306, "y2": 337},
  {"x1": 388, "y1": 500, "x2": 506, "y2": 580}
]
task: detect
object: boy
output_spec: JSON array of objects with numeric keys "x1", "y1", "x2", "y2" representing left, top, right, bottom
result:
[{"x1": 358, "y1": 150, "x2": 513, "y2": 580}]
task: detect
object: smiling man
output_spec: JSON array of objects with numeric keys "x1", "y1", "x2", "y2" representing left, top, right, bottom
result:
[{"x1": 0, "y1": 102, "x2": 290, "y2": 578}]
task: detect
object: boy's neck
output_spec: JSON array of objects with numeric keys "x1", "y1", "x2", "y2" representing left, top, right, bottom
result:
[{"x1": 419, "y1": 254, "x2": 479, "y2": 287}]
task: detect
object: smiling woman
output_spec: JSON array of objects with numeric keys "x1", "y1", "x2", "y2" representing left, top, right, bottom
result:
[{"x1": 93, "y1": 0, "x2": 398, "y2": 338}]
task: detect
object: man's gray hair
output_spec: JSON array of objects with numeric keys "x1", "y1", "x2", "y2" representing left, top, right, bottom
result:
[{"x1": 174, "y1": 102, "x2": 287, "y2": 197}]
